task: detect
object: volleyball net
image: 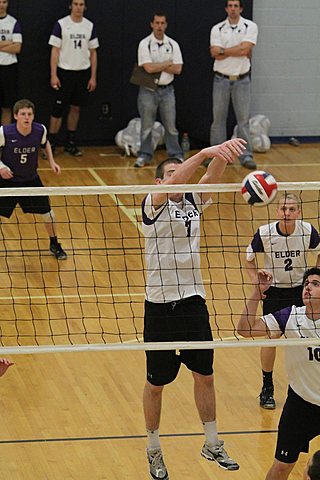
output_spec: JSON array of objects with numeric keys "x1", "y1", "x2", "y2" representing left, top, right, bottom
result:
[{"x1": 0, "y1": 182, "x2": 319, "y2": 354}]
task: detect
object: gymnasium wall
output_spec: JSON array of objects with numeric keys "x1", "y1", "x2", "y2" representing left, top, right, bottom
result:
[
  {"x1": 251, "y1": 0, "x2": 320, "y2": 137},
  {"x1": 9, "y1": 0, "x2": 252, "y2": 146},
  {"x1": 9, "y1": 1, "x2": 319, "y2": 144}
]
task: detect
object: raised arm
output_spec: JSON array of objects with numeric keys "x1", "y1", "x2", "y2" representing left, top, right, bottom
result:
[
  {"x1": 198, "y1": 138, "x2": 247, "y2": 202},
  {"x1": 237, "y1": 270, "x2": 274, "y2": 337},
  {"x1": 152, "y1": 138, "x2": 246, "y2": 208}
]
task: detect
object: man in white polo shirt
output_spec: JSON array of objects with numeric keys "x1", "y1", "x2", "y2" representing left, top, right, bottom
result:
[
  {"x1": 208, "y1": 0, "x2": 258, "y2": 169},
  {"x1": 134, "y1": 12, "x2": 184, "y2": 168}
]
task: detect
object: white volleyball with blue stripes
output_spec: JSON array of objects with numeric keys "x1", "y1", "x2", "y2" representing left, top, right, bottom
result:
[{"x1": 241, "y1": 171, "x2": 278, "y2": 206}]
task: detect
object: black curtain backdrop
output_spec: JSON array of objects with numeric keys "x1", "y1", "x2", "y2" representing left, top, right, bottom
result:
[{"x1": 9, "y1": 0, "x2": 253, "y2": 146}]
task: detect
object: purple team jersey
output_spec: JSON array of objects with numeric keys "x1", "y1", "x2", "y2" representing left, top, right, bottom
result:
[{"x1": 0, "y1": 122, "x2": 47, "y2": 182}]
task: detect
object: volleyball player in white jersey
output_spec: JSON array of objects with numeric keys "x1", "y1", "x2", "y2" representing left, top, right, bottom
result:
[
  {"x1": 47, "y1": 0, "x2": 99, "y2": 156},
  {"x1": 238, "y1": 267, "x2": 320, "y2": 480},
  {"x1": 0, "y1": 0, "x2": 22, "y2": 124},
  {"x1": 141, "y1": 137, "x2": 246, "y2": 479},
  {"x1": 246, "y1": 193, "x2": 320, "y2": 409}
]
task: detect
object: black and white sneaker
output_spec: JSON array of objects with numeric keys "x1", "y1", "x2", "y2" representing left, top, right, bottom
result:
[
  {"x1": 260, "y1": 386, "x2": 276, "y2": 409},
  {"x1": 50, "y1": 243, "x2": 67, "y2": 260},
  {"x1": 147, "y1": 448, "x2": 169, "y2": 479},
  {"x1": 64, "y1": 143, "x2": 83, "y2": 157},
  {"x1": 201, "y1": 440, "x2": 239, "y2": 470}
]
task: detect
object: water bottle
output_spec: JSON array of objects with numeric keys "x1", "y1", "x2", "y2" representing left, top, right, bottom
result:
[{"x1": 181, "y1": 133, "x2": 190, "y2": 159}]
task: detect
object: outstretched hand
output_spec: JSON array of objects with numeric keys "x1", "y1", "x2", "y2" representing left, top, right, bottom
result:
[
  {"x1": 256, "y1": 270, "x2": 273, "y2": 299},
  {"x1": 205, "y1": 138, "x2": 247, "y2": 165},
  {"x1": 0, "y1": 358, "x2": 14, "y2": 377}
]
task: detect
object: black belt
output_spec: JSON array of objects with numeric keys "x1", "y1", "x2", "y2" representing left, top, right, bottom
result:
[
  {"x1": 157, "y1": 82, "x2": 173, "y2": 89},
  {"x1": 214, "y1": 71, "x2": 250, "y2": 81}
]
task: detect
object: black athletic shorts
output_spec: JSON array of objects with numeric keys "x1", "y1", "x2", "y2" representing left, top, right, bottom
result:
[
  {"x1": 144, "y1": 295, "x2": 214, "y2": 386},
  {"x1": 263, "y1": 285, "x2": 303, "y2": 315},
  {"x1": 0, "y1": 63, "x2": 18, "y2": 108},
  {"x1": 0, "y1": 176, "x2": 51, "y2": 218},
  {"x1": 53, "y1": 67, "x2": 91, "y2": 111},
  {"x1": 275, "y1": 387, "x2": 320, "y2": 463}
]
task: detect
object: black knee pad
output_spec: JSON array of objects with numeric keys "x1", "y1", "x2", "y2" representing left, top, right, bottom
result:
[{"x1": 51, "y1": 99, "x2": 65, "y2": 118}]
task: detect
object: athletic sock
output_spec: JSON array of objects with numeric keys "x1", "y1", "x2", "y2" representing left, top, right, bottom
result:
[
  {"x1": 50, "y1": 236, "x2": 58, "y2": 246},
  {"x1": 262, "y1": 370, "x2": 273, "y2": 389},
  {"x1": 202, "y1": 420, "x2": 218, "y2": 446},
  {"x1": 146, "y1": 428, "x2": 161, "y2": 450},
  {"x1": 67, "y1": 130, "x2": 76, "y2": 144}
]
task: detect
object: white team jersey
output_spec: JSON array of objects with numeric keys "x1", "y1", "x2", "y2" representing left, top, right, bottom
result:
[
  {"x1": 263, "y1": 305, "x2": 320, "y2": 406},
  {"x1": 0, "y1": 14, "x2": 22, "y2": 65},
  {"x1": 246, "y1": 220, "x2": 320, "y2": 288},
  {"x1": 210, "y1": 16, "x2": 257, "y2": 75},
  {"x1": 142, "y1": 192, "x2": 211, "y2": 303},
  {"x1": 138, "y1": 33, "x2": 183, "y2": 85},
  {"x1": 49, "y1": 15, "x2": 99, "y2": 71}
]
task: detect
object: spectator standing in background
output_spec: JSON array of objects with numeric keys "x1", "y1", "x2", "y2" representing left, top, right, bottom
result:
[
  {"x1": 47, "y1": 0, "x2": 99, "y2": 157},
  {"x1": 0, "y1": 0, "x2": 22, "y2": 124},
  {"x1": 134, "y1": 12, "x2": 184, "y2": 168},
  {"x1": 208, "y1": 0, "x2": 257, "y2": 169}
]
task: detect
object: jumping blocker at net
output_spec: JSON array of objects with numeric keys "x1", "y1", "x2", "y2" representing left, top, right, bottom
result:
[
  {"x1": 238, "y1": 268, "x2": 320, "y2": 480},
  {"x1": 141, "y1": 137, "x2": 246, "y2": 479},
  {"x1": 0, "y1": 98, "x2": 67, "y2": 259}
]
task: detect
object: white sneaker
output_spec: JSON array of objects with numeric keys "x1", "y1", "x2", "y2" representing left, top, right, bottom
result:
[
  {"x1": 147, "y1": 448, "x2": 169, "y2": 479},
  {"x1": 201, "y1": 440, "x2": 239, "y2": 470},
  {"x1": 134, "y1": 156, "x2": 146, "y2": 168}
]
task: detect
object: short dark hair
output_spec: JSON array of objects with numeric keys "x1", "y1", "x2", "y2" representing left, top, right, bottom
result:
[
  {"x1": 302, "y1": 268, "x2": 320, "y2": 287},
  {"x1": 225, "y1": 0, "x2": 243, "y2": 7},
  {"x1": 69, "y1": 0, "x2": 87, "y2": 7},
  {"x1": 308, "y1": 450, "x2": 320, "y2": 479},
  {"x1": 13, "y1": 99, "x2": 35, "y2": 115},
  {"x1": 152, "y1": 12, "x2": 167, "y2": 22},
  {"x1": 155, "y1": 158, "x2": 182, "y2": 179}
]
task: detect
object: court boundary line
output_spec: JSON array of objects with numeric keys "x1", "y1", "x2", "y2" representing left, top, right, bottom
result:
[{"x1": 0, "y1": 429, "x2": 278, "y2": 445}]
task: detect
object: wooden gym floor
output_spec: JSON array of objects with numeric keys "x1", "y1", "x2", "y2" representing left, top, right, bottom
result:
[{"x1": 0, "y1": 142, "x2": 320, "y2": 479}]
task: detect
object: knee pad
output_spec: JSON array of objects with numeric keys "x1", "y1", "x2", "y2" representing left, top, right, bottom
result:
[
  {"x1": 42, "y1": 210, "x2": 56, "y2": 223},
  {"x1": 51, "y1": 99, "x2": 65, "y2": 118}
]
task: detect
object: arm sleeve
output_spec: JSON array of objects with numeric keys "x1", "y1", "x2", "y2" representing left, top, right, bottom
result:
[
  {"x1": 89, "y1": 24, "x2": 99, "y2": 49},
  {"x1": 171, "y1": 40, "x2": 183, "y2": 64},
  {"x1": 309, "y1": 225, "x2": 320, "y2": 250},
  {"x1": 264, "y1": 306, "x2": 293, "y2": 335},
  {"x1": 138, "y1": 38, "x2": 152, "y2": 66},
  {"x1": 40, "y1": 125, "x2": 47, "y2": 148},
  {"x1": 246, "y1": 230, "x2": 264, "y2": 261},
  {"x1": 242, "y1": 21, "x2": 258, "y2": 45},
  {"x1": 49, "y1": 21, "x2": 62, "y2": 48},
  {"x1": 12, "y1": 21, "x2": 22, "y2": 43},
  {"x1": 0, "y1": 127, "x2": 5, "y2": 147},
  {"x1": 210, "y1": 24, "x2": 223, "y2": 47}
]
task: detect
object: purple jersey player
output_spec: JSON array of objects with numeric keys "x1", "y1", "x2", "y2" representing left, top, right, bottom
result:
[{"x1": 0, "y1": 98, "x2": 67, "y2": 259}]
